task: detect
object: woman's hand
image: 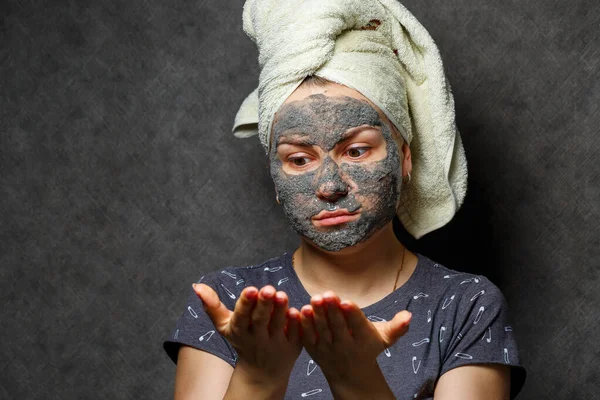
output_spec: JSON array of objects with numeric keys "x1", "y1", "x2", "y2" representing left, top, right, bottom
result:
[
  {"x1": 299, "y1": 291, "x2": 412, "y2": 399},
  {"x1": 193, "y1": 283, "x2": 302, "y2": 396}
]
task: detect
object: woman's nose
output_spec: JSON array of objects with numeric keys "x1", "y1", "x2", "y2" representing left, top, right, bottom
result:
[{"x1": 315, "y1": 158, "x2": 348, "y2": 201}]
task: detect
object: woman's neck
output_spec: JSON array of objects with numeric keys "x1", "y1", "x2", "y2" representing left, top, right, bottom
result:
[{"x1": 292, "y1": 223, "x2": 417, "y2": 308}]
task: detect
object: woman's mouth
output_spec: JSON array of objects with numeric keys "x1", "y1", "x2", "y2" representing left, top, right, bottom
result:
[{"x1": 312, "y1": 209, "x2": 360, "y2": 227}]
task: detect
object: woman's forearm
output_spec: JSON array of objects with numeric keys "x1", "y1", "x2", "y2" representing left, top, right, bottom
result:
[
  {"x1": 326, "y1": 364, "x2": 396, "y2": 400},
  {"x1": 223, "y1": 363, "x2": 290, "y2": 400}
]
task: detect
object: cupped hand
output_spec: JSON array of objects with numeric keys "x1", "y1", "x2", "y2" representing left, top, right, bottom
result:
[
  {"x1": 299, "y1": 291, "x2": 412, "y2": 384},
  {"x1": 193, "y1": 283, "x2": 303, "y2": 383}
]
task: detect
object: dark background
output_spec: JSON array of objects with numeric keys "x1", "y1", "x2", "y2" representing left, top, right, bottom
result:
[{"x1": 1, "y1": 0, "x2": 598, "y2": 398}]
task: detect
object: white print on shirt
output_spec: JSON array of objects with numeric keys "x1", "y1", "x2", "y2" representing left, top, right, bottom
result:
[
  {"x1": 503, "y1": 348, "x2": 510, "y2": 363},
  {"x1": 277, "y1": 277, "x2": 289, "y2": 286},
  {"x1": 412, "y1": 338, "x2": 430, "y2": 347},
  {"x1": 433, "y1": 263, "x2": 439, "y2": 268},
  {"x1": 236, "y1": 279, "x2": 245, "y2": 285},
  {"x1": 470, "y1": 290, "x2": 486, "y2": 301},
  {"x1": 412, "y1": 356, "x2": 422, "y2": 374},
  {"x1": 444, "y1": 274, "x2": 461, "y2": 279},
  {"x1": 442, "y1": 295, "x2": 455, "y2": 309},
  {"x1": 413, "y1": 292, "x2": 429, "y2": 299},
  {"x1": 199, "y1": 330, "x2": 215, "y2": 342},
  {"x1": 505, "y1": 326, "x2": 513, "y2": 332},
  {"x1": 197, "y1": 276, "x2": 204, "y2": 283},
  {"x1": 439, "y1": 326, "x2": 446, "y2": 343},
  {"x1": 473, "y1": 306, "x2": 485, "y2": 324},
  {"x1": 455, "y1": 352, "x2": 473, "y2": 360},
  {"x1": 188, "y1": 306, "x2": 198, "y2": 318},
  {"x1": 457, "y1": 333, "x2": 464, "y2": 341},
  {"x1": 301, "y1": 389, "x2": 323, "y2": 397},
  {"x1": 460, "y1": 277, "x2": 480, "y2": 284},
  {"x1": 221, "y1": 270, "x2": 237, "y2": 279},
  {"x1": 427, "y1": 310, "x2": 432, "y2": 323},
  {"x1": 264, "y1": 266, "x2": 283, "y2": 272},
  {"x1": 307, "y1": 359, "x2": 318, "y2": 376},
  {"x1": 482, "y1": 327, "x2": 492, "y2": 343},
  {"x1": 220, "y1": 284, "x2": 236, "y2": 299},
  {"x1": 174, "y1": 329, "x2": 179, "y2": 340}
]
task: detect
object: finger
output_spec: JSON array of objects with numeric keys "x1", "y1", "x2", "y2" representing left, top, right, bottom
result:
[
  {"x1": 269, "y1": 291, "x2": 289, "y2": 337},
  {"x1": 300, "y1": 305, "x2": 317, "y2": 346},
  {"x1": 340, "y1": 300, "x2": 371, "y2": 340},
  {"x1": 311, "y1": 295, "x2": 332, "y2": 345},
  {"x1": 323, "y1": 292, "x2": 350, "y2": 344},
  {"x1": 375, "y1": 311, "x2": 412, "y2": 347},
  {"x1": 286, "y1": 307, "x2": 301, "y2": 343},
  {"x1": 229, "y1": 286, "x2": 258, "y2": 334},
  {"x1": 251, "y1": 285, "x2": 276, "y2": 331},
  {"x1": 193, "y1": 283, "x2": 232, "y2": 332}
]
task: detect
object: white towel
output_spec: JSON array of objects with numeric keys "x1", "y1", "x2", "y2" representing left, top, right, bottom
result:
[{"x1": 232, "y1": 0, "x2": 468, "y2": 240}]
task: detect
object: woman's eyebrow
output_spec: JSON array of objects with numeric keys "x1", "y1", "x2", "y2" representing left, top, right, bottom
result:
[
  {"x1": 336, "y1": 125, "x2": 380, "y2": 145},
  {"x1": 276, "y1": 134, "x2": 315, "y2": 147}
]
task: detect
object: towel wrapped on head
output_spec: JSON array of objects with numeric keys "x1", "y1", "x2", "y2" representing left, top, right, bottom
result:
[{"x1": 232, "y1": 0, "x2": 468, "y2": 240}]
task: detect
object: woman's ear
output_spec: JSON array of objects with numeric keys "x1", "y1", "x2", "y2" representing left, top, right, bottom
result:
[
  {"x1": 389, "y1": 122, "x2": 412, "y2": 179},
  {"x1": 401, "y1": 141, "x2": 412, "y2": 178}
]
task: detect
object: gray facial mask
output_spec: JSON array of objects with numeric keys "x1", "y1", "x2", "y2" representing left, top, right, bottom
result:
[{"x1": 269, "y1": 94, "x2": 403, "y2": 252}]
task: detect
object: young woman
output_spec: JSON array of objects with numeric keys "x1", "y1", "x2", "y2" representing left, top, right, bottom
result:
[{"x1": 163, "y1": 1, "x2": 526, "y2": 399}]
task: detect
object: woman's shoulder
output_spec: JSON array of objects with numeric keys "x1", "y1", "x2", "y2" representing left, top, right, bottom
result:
[{"x1": 414, "y1": 253, "x2": 508, "y2": 306}]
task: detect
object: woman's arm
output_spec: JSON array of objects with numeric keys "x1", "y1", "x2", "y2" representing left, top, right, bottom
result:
[
  {"x1": 178, "y1": 284, "x2": 302, "y2": 400},
  {"x1": 174, "y1": 346, "x2": 292, "y2": 400},
  {"x1": 299, "y1": 292, "x2": 412, "y2": 400},
  {"x1": 433, "y1": 364, "x2": 511, "y2": 400},
  {"x1": 174, "y1": 346, "x2": 234, "y2": 400}
]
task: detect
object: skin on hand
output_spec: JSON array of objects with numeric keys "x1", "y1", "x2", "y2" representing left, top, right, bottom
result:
[
  {"x1": 192, "y1": 283, "x2": 302, "y2": 386},
  {"x1": 299, "y1": 290, "x2": 412, "y2": 386}
]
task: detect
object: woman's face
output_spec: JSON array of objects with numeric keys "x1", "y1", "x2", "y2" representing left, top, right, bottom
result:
[{"x1": 269, "y1": 82, "x2": 405, "y2": 252}]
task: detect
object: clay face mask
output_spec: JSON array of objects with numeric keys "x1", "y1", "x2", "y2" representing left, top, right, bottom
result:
[{"x1": 269, "y1": 94, "x2": 403, "y2": 252}]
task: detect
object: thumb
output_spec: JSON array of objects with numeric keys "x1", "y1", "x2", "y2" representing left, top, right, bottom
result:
[
  {"x1": 374, "y1": 311, "x2": 412, "y2": 347},
  {"x1": 193, "y1": 283, "x2": 232, "y2": 332}
]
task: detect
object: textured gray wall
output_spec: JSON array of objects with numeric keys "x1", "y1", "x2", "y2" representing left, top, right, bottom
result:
[{"x1": 1, "y1": 0, "x2": 598, "y2": 399}]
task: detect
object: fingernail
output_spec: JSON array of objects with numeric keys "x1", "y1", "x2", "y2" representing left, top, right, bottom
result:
[{"x1": 192, "y1": 283, "x2": 198, "y2": 290}]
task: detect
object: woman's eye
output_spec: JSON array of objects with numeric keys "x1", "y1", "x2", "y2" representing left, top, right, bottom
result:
[
  {"x1": 290, "y1": 157, "x2": 310, "y2": 166},
  {"x1": 346, "y1": 147, "x2": 369, "y2": 158}
]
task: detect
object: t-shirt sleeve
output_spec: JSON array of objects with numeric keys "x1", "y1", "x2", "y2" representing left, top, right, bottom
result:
[
  {"x1": 162, "y1": 275, "x2": 237, "y2": 367},
  {"x1": 439, "y1": 277, "x2": 527, "y2": 399}
]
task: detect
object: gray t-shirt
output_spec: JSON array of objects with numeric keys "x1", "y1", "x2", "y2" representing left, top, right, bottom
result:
[{"x1": 163, "y1": 252, "x2": 527, "y2": 399}]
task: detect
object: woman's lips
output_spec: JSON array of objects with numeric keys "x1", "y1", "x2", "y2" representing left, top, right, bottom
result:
[{"x1": 312, "y1": 209, "x2": 360, "y2": 227}]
